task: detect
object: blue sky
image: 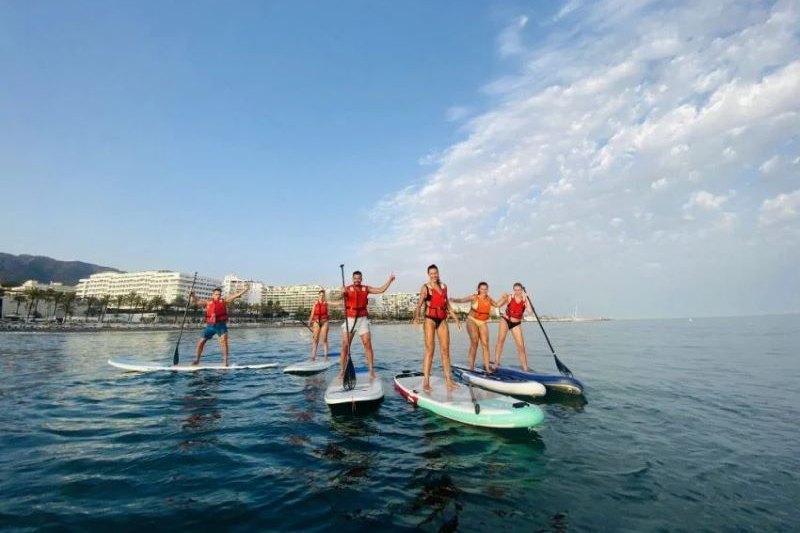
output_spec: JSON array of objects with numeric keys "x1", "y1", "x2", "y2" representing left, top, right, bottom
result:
[{"x1": 2, "y1": 1, "x2": 798, "y2": 318}]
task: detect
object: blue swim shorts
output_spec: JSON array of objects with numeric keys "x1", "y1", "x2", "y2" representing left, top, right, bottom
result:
[{"x1": 203, "y1": 322, "x2": 228, "y2": 339}]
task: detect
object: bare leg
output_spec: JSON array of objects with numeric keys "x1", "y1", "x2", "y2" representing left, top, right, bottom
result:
[
  {"x1": 465, "y1": 318, "x2": 479, "y2": 369},
  {"x1": 422, "y1": 319, "x2": 435, "y2": 392},
  {"x1": 337, "y1": 330, "x2": 351, "y2": 379},
  {"x1": 510, "y1": 327, "x2": 528, "y2": 371},
  {"x1": 311, "y1": 322, "x2": 320, "y2": 361},
  {"x1": 220, "y1": 334, "x2": 229, "y2": 366},
  {"x1": 362, "y1": 333, "x2": 375, "y2": 378},
  {"x1": 493, "y1": 319, "x2": 510, "y2": 366},
  {"x1": 478, "y1": 322, "x2": 491, "y2": 372},
  {"x1": 437, "y1": 322, "x2": 457, "y2": 391},
  {"x1": 321, "y1": 322, "x2": 329, "y2": 358},
  {"x1": 194, "y1": 338, "x2": 208, "y2": 365}
]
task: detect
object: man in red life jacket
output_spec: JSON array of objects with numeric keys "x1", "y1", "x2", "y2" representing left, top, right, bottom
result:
[
  {"x1": 335, "y1": 270, "x2": 396, "y2": 379},
  {"x1": 190, "y1": 285, "x2": 250, "y2": 366}
]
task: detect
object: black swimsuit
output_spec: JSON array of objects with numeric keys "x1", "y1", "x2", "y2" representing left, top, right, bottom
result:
[{"x1": 502, "y1": 316, "x2": 522, "y2": 330}]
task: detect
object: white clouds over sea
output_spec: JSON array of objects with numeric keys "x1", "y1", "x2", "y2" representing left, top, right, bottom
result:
[{"x1": 360, "y1": 0, "x2": 800, "y2": 317}]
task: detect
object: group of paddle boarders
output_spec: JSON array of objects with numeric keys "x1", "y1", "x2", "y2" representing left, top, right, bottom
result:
[
  {"x1": 413, "y1": 264, "x2": 534, "y2": 392},
  {"x1": 188, "y1": 268, "x2": 533, "y2": 391}
]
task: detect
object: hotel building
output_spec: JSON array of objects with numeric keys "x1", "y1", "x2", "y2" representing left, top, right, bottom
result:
[
  {"x1": 75, "y1": 271, "x2": 221, "y2": 304},
  {"x1": 222, "y1": 275, "x2": 265, "y2": 306}
]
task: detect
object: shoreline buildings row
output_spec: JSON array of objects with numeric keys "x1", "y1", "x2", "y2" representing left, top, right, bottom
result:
[
  {"x1": 69, "y1": 271, "x2": 425, "y2": 317},
  {"x1": 3, "y1": 270, "x2": 511, "y2": 319}
]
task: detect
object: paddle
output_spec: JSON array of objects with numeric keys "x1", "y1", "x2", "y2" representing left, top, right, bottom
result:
[
  {"x1": 521, "y1": 285, "x2": 574, "y2": 377},
  {"x1": 295, "y1": 319, "x2": 314, "y2": 334},
  {"x1": 173, "y1": 272, "x2": 198, "y2": 365},
  {"x1": 463, "y1": 373, "x2": 481, "y2": 414},
  {"x1": 339, "y1": 264, "x2": 357, "y2": 391}
]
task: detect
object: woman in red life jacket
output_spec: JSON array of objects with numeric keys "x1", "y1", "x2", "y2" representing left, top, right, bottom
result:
[
  {"x1": 413, "y1": 264, "x2": 462, "y2": 392},
  {"x1": 335, "y1": 270, "x2": 396, "y2": 379},
  {"x1": 450, "y1": 282, "x2": 502, "y2": 375},
  {"x1": 493, "y1": 283, "x2": 532, "y2": 371},
  {"x1": 307, "y1": 289, "x2": 330, "y2": 361},
  {"x1": 190, "y1": 284, "x2": 250, "y2": 366}
]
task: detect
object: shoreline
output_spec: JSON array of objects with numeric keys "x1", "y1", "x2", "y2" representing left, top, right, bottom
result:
[{"x1": 0, "y1": 317, "x2": 610, "y2": 333}]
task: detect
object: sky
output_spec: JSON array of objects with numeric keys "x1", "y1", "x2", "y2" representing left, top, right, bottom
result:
[{"x1": 1, "y1": 0, "x2": 798, "y2": 318}]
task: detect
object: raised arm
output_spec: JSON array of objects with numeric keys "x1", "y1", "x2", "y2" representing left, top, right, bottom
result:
[
  {"x1": 225, "y1": 284, "x2": 250, "y2": 303},
  {"x1": 189, "y1": 291, "x2": 206, "y2": 307},
  {"x1": 494, "y1": 293, "x2": 510, "y2": 308},
  {"x1": 367, "y1": 273, "x2": 396, "y2": 294},
  {"x1": 449, "y1": 293, "x2": 476, "y2": 304},
  {"x1": 412, "y1": 284, "x2": 428, "y2": 324}
]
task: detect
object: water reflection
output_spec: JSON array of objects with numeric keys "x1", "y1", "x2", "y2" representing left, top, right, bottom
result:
[{"x1": 180, "y1": 373, "x2": 222, "y2": 436}]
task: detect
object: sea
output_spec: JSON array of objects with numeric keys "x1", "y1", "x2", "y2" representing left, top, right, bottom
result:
[{"x1": 1, "y1": 315, "x2": 798, "y2": 531}]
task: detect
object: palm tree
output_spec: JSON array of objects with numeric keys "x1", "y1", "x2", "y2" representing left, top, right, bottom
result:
[
  {"x1": 99, "y1": 295, "x2": 111, "y2": 323},
  {"x1": 24, "y1": 287, "x2": 38, "y2": 319},
  {"x1": 44, "y1": 289, "x2": 56, "y2": 318},
  {"x1": 51, "y1": 292, "x2": 65, "y2": 321},
  {"x1": 172, "y1": 296, "x2": 186, "y2": 324},
  {"x1": 84, "y1": 296, "x2": 99, "y2": 320},
  {"x1": 114, "y1": 294, "x2": 125, "y2": 319},
  {"x1": 62, "y1": 293, "x2": 77, "y2": 322},
  {"x1": 125, "y1": 292, "x2": 139, "y2": 322},
  {"x1": 150, "y1": 296, "x2": 166, "y2": 319},
  {"x1": 13, "y1": 294, "x2": 26, "y2": 315}
]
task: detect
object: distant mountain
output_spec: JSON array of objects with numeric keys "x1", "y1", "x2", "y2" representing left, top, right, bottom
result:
[{"x1": 0, "y1": 253, "x2": 123, "y2": 286}]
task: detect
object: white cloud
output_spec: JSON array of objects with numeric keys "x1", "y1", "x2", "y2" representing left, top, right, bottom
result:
[
  {"x1": 554, "y1": 0, "x2": 582, "y2": 22},
  {"x1": 445, "y1": 106, "x2": 470, "y2": 122},
  {"x1": 759, "y1": 190, "x2": 800, "y2": 226},
  {"x1": 651, "y1": 177, "x2": 669, "y2": 190},
  {"x1": 498, "y1": 16, "x2": 529, "y2": 58},
  {"x1": 759, "y1": 155, "x2": 780, "y2": 174},
  {"x1": 684, "y1": 190, "x2": 736, "y2": 211},
  {"x1": 362, "y1": 0, "x2": 800, "y2": 317}
]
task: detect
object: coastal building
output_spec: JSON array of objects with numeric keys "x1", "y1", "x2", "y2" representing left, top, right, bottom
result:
[
  {"x1": 262, "y1": 284, "x2": 327, "y2": 315},
  {"x1": 222, "y1": 274, "x2": 265, "y2": 306},
  {"x1": 7, "y1": 280, "x2": 76, "y2": 295},
  {"x1": 75, "y1": 271, "x2": 220, "y2": 304},
  {"x1": 370, "y1": 292, "x2": 419, "y2": 318}
]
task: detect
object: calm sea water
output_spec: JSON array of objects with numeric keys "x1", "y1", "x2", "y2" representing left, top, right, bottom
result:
[{"x1": 1, "y1": 316, "x2": 798, "y2": 531}]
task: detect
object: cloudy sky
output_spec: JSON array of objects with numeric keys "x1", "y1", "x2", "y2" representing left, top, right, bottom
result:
[{"x1": 1, "y1": 0, "x2": 798, "y2": 318}]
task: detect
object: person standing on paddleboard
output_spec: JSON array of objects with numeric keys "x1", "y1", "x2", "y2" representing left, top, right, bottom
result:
[
  {"x1": 450, "y1": 281, "x2": 502, "y2": 375},
  {"x1": 335, "y1": 270, "x2": 396, "y2": 379},
  {"x1": 413, "y1": 264, "x2": 462, "y2": 393},
  {"x1": 493, "y1": 283, "x2": 532, "y2": 371},
  {"x1": 190, "y1": 285, "x2": 250, "y2": 367},
  {"x1": 307, "y1": 289, "x2": 330, "y2": 361}
]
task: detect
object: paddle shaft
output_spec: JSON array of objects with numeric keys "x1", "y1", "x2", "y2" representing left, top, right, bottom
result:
[
  {"x1": 524, "y1": 291, "x2": 574, "y2": 377},
  {"x1": 340, "y1": 264, "x2": 358, "y2": 390},
  {"x1": 173, "y1": 272, "x2": 198, "y2": 365}
]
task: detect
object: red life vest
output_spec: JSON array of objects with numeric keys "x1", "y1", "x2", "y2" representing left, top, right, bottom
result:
[
  {"x1": 206, "y1": 299, "x2": 228, "y2": 324},
  {"x1": 312, "y1": 302, "x2": 329, "y2": 321},
  {"x1": 506, "y1": 297, "x2": 526, "y2": 320},
  {"x1": 345, "y1": 285, "x2": 369, "y2": 317},
  {"x1": 425, "y1": 283, "x2": 449, "y2": 320}
]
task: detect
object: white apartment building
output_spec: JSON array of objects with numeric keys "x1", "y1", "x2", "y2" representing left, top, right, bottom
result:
[
  {"x1": 262, "y1": 284, "x2": 330, "y2": 314},
  {"x1": 222, "y1": 275, "x2": 265, "y2": 306},
  {"x1": 75, "y1": 271, "x2": 221, "y2": 304},
  {"x1": 8, "y1": 280, "x2": 76, "y2": 294},
  {"x1": 369, "y1": 292, "x2": 420, "y2": 318}
]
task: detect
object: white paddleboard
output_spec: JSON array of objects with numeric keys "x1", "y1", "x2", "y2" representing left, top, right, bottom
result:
[
  {"x1": 453, "y1": 365, "x2": 546, "y2": 396},
  {"x1": 108, "y1": 357, "x2": 278, "y2": 372},
  {"x1": 324, "y1": 368, "x2": 384, "y2": 408},
  {"x1": 283, "y1": 355, "x2": 339, "y2": 375}
]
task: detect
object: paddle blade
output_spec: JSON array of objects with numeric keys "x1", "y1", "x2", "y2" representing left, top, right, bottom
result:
[
  {"x1": 554, "y1": 355, "x2": 573, "y2": 377},
  {"x1": 343, "y1": 356, "x2": 356, "y2": 391},
  {"x1": 173, "y1": 347, "x2": 179, "y2": 366}
]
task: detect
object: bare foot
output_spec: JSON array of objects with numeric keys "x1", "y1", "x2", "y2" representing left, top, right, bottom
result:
[
  {"x1": 446, "y1": 380, "x2": 458, "y2": 391},
  {"x1": 192, "y1": 359, "x2": 200, "y2": 366},
  {"x1": 336, "y1": 372, "x2": 344, "y2": 379},
  {"x1": 311, "y1": 357, "x2": 317, "y2": 362},
  {"x1": 369, "y1": 371, "x2": 376, "y2": 380},
  {"x1": 423, "y1": 381, "x2": 432, "y2": 393}
]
